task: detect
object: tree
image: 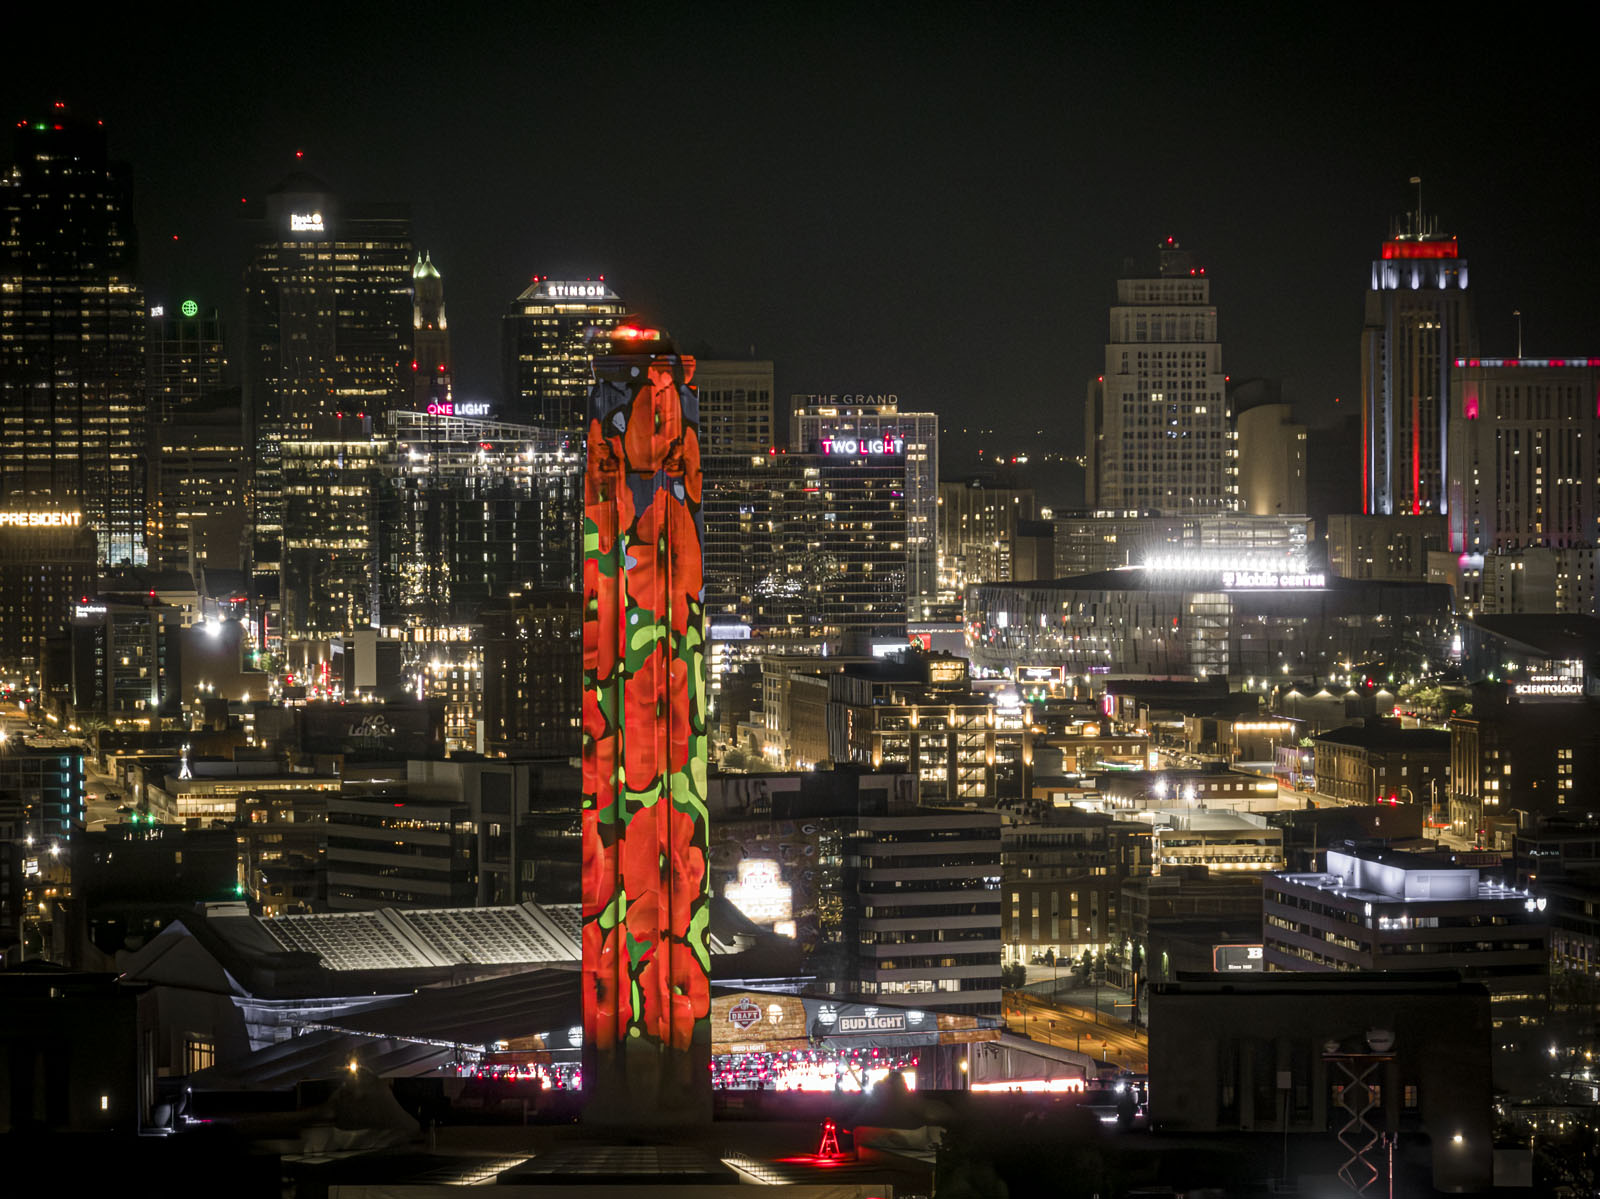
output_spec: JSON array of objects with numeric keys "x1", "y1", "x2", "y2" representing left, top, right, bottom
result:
[{"x1": 1001, "y1": 962, "x2": 1027, "y2": 989}]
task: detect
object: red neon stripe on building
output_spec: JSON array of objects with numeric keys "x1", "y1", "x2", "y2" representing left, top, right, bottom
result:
[
  {"x1": 1411, "y1": 391, "x2": 1421, "y2": 515},
  {"x1": 1380, "y1": 240, "x2": 1458, "y2": 260}
]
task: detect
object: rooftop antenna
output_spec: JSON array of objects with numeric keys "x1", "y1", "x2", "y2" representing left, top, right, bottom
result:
[
  {"x1": 1408, "y1": 176, "x2": 1423, "y2": 237},
  {"x1": 1513, "y1": 309, "x2": 1523, "y2": 359}
]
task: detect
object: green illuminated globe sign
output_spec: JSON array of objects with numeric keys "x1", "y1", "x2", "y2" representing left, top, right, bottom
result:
[{"x1": 181, "y1": 299, "x2": 199, "y2": 318}]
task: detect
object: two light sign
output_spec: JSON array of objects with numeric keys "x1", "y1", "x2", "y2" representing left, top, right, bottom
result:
[{"x1": 819, "y1": 435, "x2": 905, "y2": 456}]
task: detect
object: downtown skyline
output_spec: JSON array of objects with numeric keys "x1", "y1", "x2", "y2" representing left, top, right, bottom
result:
[{"x1": 5, "y1": 5, "x2": 1597, "y2": 456}]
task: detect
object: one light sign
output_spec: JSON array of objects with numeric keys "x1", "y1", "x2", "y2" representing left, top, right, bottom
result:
[{"x1": 425, "y1": 401, "x2": 491, "y2": 417}]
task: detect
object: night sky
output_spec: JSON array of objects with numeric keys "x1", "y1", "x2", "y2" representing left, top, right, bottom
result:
[{"x1": 7, "y1": 6, "x2": 1597, "y2": 467}]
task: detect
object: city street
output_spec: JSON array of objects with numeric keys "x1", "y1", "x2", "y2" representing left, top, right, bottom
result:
[{"x1": 1004, "y1": 991, "x2": 1148, "y2": 1073}]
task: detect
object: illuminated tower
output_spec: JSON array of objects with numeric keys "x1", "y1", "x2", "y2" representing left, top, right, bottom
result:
[
  {"x1": 502, "y1": 277, "x2": 625, "y2": 429},
  {"x1": 581, "y1": 324, "x2": 711, "y2": 1124},
  {"x1": 1359, "y1": 197, "x2": 1476, "y2": 515},
  {"x1": 1085, "y1": 238, "x2": 1234, "y2": 513},
  {"x1": 410, "y1": 251, "x2": 451, "y2": 411},
  {"x1": 0, "y1": 108, "x2": 147, "y2": 564},
  {"x1": 243, "y1": 170, "x2": 412, "y2": 585},
  {"x1": 792, "y1": 400, "x2": 937, "y2": 618}
]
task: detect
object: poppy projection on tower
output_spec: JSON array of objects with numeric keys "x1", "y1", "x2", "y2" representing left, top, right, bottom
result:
[{"x1": 581, "y1": 324, "x2": 712, "y2": 1124}]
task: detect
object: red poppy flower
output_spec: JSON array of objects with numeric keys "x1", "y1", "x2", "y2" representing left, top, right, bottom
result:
[
  {"x1": 582, "y1": 812, "x2": 618, "y2": 918},
  {"x1": 638, "y1": 938, "x2": 710, "y2": 1050},
  {"x1": 586, "y1": 417, "x2": 632, "y2": 555},
  {"x1": 671, "y1": 424, "x2": 702, "y2": 504},
  {"x1": 669, "y1": 654, "x2": 694, "y2": 775},
  {"x1": 583, "y1": 556, "x2": 623, "y2": 680},
  {"x1": 622, "y1": 800, "x2": 705, "y2": 938},
  {"x1": 583, "y1": 920, "x2": 629, "y2": 1052},
  {"x1": 630, "y1": 492, "x2": 702, "y2": 635},
  {"x1": 622, "y1": 365, "x2": 684, "y2": 474},
  {"x1": 668, "y1": 937, "x2": 711, "y2": 1048},
  {"x1": 623, "y1": 641, "x2": 667, "y2": 788},
  {"x1": 581, "y1": 687, "x2": 619, "y2": 820}
]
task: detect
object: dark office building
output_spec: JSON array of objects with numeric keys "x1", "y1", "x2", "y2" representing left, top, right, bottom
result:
[
  {"x1": 379, "y1": 411, "x2": 583, "y2": 627},
  {"x1": 0, "y1": 971, "x2": 152, "y2": 1135},
  {"x1": 280, "y1": 415, "x2": 382, "y2": 636},
  {"x1": 69, "y1": 597, "x2": 182, "y2": 726},
  {"x1": 146, "y1": 301, "x2": 225, "y2": 422},
  {"x1": 1449, "y1": 685, "x2": 1600, "y2": 844},
  {"x1": 481, "y1": 590, "x2": 582, "y2": 757},
  {"x1": 75, "y1": 823, "x2": 240, "y2": 957},
  {"x1": 0, "y1": 514, "x2": 98, "y2": 681},
  {"x1": 0, "y1": 110, "x2": 146, "y2": 564},
  {"x1": 326, "y1": 792, "x2": 476, "y2": 911},
  {"x1": 243, "y1": 172, "x2": 412, "y2": 583},
  {"x1": 501, "y1": 277, "x2": 624, "y2": 428},
  {"x1": 147, "y1": 394, "x2": 247, "y2": 574},
  {"x1": 703, "y1": 448, "x2": 909, "y2": 640},
  {"x1": 0, "y1": 738, "x2": 84, "y2": 841},
  {"x1": 707, "y1": 771, "x2": 1001, "y2": 1018}
]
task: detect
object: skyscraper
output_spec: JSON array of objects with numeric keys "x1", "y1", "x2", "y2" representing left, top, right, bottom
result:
[
  {"x1": 410, "y1": 252, "x2": 450, "y2": 412},
  {"x1": 1360, "y1": 203, "x2": 1475, "y2": 515},
  {"x1": 146, "y1": 297, "x2": 240, "y2": 573},
  {"x1": 0, "y1": 109, "x2": 146, "y2": 564},
  {"x1": 147, "y1": 301, "x2": 225, "y2": 422},
  {"x1": 243, "y1": 171, "x2": 413, "y2": 584},
  {"x1": 1085, "y1": 238, "x2": 1234, "y2": 514},
  {"x1": 379, "y1": 409, "x2": 583, "y2": 627},
  {"x1": 792, "y1": 399, "x2": 937, "y2": 616},
  {"x1": 702, "y1": 446, "x2": 909, "y2": 640},
  {"x1": 1448, "y1": 359, "x2": 1600, "y2": 553},
  {"x1": 695, "y1": 359, "x2": 775, "y2": 453},
  {"x1": 502, "y1": 278, "x2": 624, "y2": 428},
  {"x1": 148, "y1": 396, "x2": 248, "y2": 573},
  {"x1": 280, "y1": 415, "x2": 383, "y2": 636},
  {"x1": 1445, "y1": 358, "x2": 1600, "y2": 615}
]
